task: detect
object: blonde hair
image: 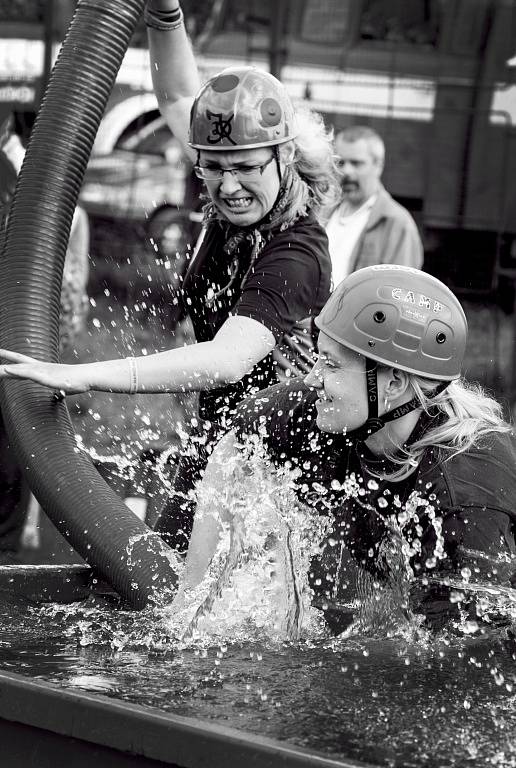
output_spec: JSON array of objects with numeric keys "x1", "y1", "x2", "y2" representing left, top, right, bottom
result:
[
  {"x1": 385, "y1": 375, "x2": 511, "y2": 480},
  {"x1": 281, "y1": 103, "x2": 340, "y2": 218}
]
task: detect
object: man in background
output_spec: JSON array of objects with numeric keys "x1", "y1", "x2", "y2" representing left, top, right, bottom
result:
[{"x1": 325, "y1": 125, "x2": 423, "y2": 286}]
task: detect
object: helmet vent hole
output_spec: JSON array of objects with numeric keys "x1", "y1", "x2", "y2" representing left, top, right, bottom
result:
[
  {"x1": 373, "y1": 311, "x2": 386, "y2": 324},
  {"x1": 436, "y1": 332, "x2": 447, "y2": 344},
  {"x1": 368, "y1": 340, "x2": 376, "y2": 348}
]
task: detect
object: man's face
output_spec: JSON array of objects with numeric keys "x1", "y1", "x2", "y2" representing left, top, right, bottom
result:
[
  {"x1": 304, "y1": 332, "x2": 369, "y2": 435},
  {"x1": 199, "y1": 147, "x2": 280, "y2": 227},
  {"x1": 334, "y1": 137, "x2": 382, "y2": 206}
]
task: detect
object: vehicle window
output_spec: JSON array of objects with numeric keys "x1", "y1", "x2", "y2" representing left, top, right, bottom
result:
[
  {"x1": 215, "y1": 0, "x2": 272, "y2": 34},
  {"x1": 300, "y1": 0, "x2": 355, "y2": 45},
  {"x1": 1, "y1": 0, "x2": 46, "y2": 23},
  {"x1": 359, "y1": 0, "x2": 442, "y2": 48}
]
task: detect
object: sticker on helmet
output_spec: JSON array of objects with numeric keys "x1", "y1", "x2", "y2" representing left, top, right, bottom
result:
[
  {"x1": 391, "y1": 288, "x2": 444, "y2": 314},
  {"x1": 260, "y1": 98, "x2": 282, "y2": 127},
  {"x1": 211, "y1": 74, "x2": 240, "y2": 93},
  {"x1": 403, "y1": 308, "x2": 428, "y2": 322},
  {"x1": 206, "y1": 110, "x2": 237, "y2": 145}
]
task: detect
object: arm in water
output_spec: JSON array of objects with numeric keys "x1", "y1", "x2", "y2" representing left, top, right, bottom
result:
[
  {"x1": 0, "y1": 315, "x2": 275, "y2": 395},
  {"x1": 146, "y1": 0, "x2": 200, "y2": 163},
  {"x1": 172, "y1": 431, "x2": 240, "y2": 606}
]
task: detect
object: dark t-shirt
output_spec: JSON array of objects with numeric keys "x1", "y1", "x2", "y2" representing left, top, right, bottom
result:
[
  {"x1": 234, "y1": 381, "x2": 516, "y2": 630},
  {"x1": 182, "y1": 214, "x2": 330, "y2": 423}
]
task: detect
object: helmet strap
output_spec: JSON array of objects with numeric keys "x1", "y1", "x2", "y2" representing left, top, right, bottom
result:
[
  {"x1": 346, "y1": 359, "x2": 449, "y2": 443},
  {"x1": 380, "y1": 380, "x2": 449, "y2": 426},
  {"x1": 273, "y1": 144, "x2": 283, "y2": 185}
]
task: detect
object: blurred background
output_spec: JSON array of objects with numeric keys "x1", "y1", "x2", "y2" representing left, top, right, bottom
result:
[{"x1": 0, "y1": 0, "x2": 515, "y2": 558}]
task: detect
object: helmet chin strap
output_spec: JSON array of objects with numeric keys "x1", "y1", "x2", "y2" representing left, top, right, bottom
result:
[
  {"x1": 273, "y1": 144, "x2": 283, "y2": 182},
  {"x1": 345, "y1": 358, "x2": 449, "y2": 443},
  {"x1": 271, "y1": 144, "x2": 287, "y2": 204}
]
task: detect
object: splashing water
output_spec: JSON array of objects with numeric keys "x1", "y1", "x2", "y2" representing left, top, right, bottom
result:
[
  {"x1": 6, "y1": 427, "x2": 516, "y2": 767},
  {"x1": 73, "y1": 422, "x2": 516, "y2": 650},
  {"x1": 163, "y1": 435, "x2": 332, "y2": 646}
]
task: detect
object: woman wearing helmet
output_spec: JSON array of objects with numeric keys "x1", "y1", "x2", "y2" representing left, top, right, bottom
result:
[
  {"x1": 172, "y1": 266, "x2": 516, "y2": 632},
  {"x1": 145, "y1": 3, "x2": 336, "y2": 548},
  {"x1": 0, "y1": 3, "x2": 336, "y2": 551}
]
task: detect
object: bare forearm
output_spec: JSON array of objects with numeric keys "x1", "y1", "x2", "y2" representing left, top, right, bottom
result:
[
  {"x1": 87, "y1": 341, "x2": 246, "y2": 394},
  {"x1": 0, "y1": 317, "x2": 275, "y2": 395}
]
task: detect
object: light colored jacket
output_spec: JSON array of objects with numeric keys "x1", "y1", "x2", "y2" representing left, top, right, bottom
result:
[{"x1": 324, "y1": 184, "x2": 424, "y2": 274}]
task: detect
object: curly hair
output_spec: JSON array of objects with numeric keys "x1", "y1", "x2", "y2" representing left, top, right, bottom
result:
[{"x1": 285, "y1": 103, "x2": 340, "y2": 217}]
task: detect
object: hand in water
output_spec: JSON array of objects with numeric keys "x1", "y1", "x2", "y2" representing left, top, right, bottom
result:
[{"x1": 0, "y1": 349, "x2": 90, "y2": 395}]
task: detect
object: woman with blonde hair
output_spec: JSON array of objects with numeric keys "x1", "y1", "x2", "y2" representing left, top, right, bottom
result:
[
  {"x1": 0, "y1": 1, "x2": 338, "y2": 551},
  {"x1": 167, "y1": 266, "x2": 516, "y2": 632}
]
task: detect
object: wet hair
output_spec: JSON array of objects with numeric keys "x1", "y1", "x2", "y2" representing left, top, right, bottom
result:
[
  {"x1": 384, "y1": 374, "x2": 511, "y2": 480},
  {"x1": 334, "y1": 125, "x2": 385, "y2": 165}
]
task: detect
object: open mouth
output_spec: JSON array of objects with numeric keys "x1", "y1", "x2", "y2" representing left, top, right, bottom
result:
[{"x1": 223, "y1": 197, "x2": 253, "y2": 211}]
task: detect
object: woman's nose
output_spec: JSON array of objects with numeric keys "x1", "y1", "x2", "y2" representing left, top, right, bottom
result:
[
  {"x1": 304, "y1": 363, "x2": 322, "y2": 389},
  {"x1": 219, "y1": 170, "x2": 242, "y2": 194}
]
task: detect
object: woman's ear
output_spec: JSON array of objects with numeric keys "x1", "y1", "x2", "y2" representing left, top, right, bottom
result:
[{"x1": 384, "y1": 367, "x2": 411, "y2": 401}]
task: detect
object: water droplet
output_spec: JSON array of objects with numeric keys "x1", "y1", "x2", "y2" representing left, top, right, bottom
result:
[
  {"x1": 460, "y1": 567, "x2": 472, "y2": 582},
  {"x1": 462, "y1": 620, "x2": 479, "y2": 635}
]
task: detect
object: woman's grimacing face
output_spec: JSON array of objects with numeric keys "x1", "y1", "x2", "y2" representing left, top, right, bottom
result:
[{"x1": 199, "y1": 147, "x2": 281, "y2": 227}]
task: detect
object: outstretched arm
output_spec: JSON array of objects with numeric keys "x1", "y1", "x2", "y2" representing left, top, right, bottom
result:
[
  {"x1": 146, "y1": 1, "x2": 201, "y2": 161},
  {"x1": 0, "y1": 315, "x2": 275, "y2": 395}
]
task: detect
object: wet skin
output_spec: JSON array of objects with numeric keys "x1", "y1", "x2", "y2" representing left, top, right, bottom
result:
[{"x1": 304, "y1": 333, "x2": 371, "y2": 435}]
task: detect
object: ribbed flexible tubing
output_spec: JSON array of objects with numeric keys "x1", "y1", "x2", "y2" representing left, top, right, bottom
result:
[{"x1": 0, "y1": 0, "x2": 179, "y2": 608}]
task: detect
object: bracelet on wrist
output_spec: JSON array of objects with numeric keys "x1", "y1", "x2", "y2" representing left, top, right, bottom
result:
[
  {"x1": 144, "y1": 5, "x2": 184, "y2": 31},
  {"x1": 127, "y1": 357, "x2": 139, "y2": 395}
]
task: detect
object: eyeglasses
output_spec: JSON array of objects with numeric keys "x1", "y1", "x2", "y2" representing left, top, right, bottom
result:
[{"x1": 194, "y1": 154, "x2": 275, "y2": 182}]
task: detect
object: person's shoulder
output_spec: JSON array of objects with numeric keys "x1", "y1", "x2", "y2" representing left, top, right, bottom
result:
[
  {"x1": 261, "y1": 213, "x2": 329, "y2": 264},
  {"x1": 423, "y1": 429, "x2": 516, "y2": 513},
  {"x1": 290, "y1": 211, "x2": 328, "y2": 244},
  {"x1": 375, "y1": 187, "x2": 418, "y2": 226}
]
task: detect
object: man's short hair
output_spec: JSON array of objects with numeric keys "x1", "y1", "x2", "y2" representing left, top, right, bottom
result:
[{"x1": 335, "y1": 125, "x2": 385, "y2": 165}]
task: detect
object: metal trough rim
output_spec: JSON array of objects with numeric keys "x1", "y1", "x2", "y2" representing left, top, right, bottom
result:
[
  {"x1": 0, "y1": 565, "x2": 378, "y2": 768},
  {"x1": 0, "y1": 670, "x2": 374, "y2": 768}
]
